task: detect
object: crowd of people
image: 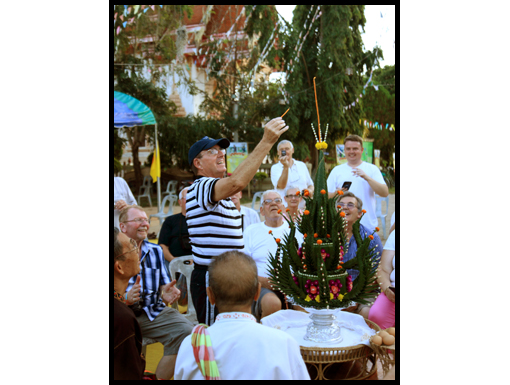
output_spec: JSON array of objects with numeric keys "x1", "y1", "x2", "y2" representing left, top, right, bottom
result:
[{"x1": 113, "y1": 118, "x2": 396, "y2": 380}]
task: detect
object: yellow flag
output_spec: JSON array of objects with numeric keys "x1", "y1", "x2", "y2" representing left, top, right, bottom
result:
[{"x1": 150, "y1": 147, "x2": 160, "y2": 183}]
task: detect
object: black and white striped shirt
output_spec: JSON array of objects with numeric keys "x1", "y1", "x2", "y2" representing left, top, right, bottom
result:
[{"x1": 186, "y1": 177, "x2": 244, "y2": 266}]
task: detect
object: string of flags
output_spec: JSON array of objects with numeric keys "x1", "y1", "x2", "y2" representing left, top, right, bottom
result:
[
  {"x1": 342, "y1": 70, "x2": 383, "y2": 111},
  {"x1": 360, "y1": 119, "x2": 396, "y2": 131},
  {"x1": 113, "y1": 5, "x2": 163, "y2": 36}
]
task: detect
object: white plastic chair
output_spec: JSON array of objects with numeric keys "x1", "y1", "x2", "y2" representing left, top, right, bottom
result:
[
  {"x1": 251, "y1": 191, "x2": 264, "y2": 210},
  {"x1": 376, "y1": 195, "x2": 390, "y2": 238},
  {"x1": 162, "y1": 180, "x2": 178, "y2": 198},
  {"x1": 149, "y1": 194, "x2": 177, "y2": 232},
  {"x1": 137, "y1": 175, "x2": 153, "y2": 207},
  {"x1": 169, "y1": 256, "x2": 197, "y2": 325}
]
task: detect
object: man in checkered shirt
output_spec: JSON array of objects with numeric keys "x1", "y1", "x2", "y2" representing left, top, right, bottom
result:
[{"x1": 120, "y1": 205, "x2": 194, "y2": 380}]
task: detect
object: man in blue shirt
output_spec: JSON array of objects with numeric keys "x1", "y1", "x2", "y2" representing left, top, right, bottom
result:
[
  {"x1": 338, "y1": 192, "x2": 383, "y2": 318},
  {"x1": 120, "y1": 205, "x2": 194, "y2": 380}
]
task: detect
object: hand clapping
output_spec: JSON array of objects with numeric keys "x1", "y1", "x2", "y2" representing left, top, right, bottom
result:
[{"x1": 161, "y1": 280, "x2": 181, "y2": 306}]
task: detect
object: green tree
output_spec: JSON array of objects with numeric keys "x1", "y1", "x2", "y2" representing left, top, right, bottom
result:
[
  {"x1": 113, "y1": 5, "x2": 192, "y2": 188},
  {"x1": 113, "y1": 128, "x2": 126, "y2": 175},
  {"x1": 361, "y1": 65, "x2": 395, "y2": 165},
  {"x1": 282, "y1": 5, "x2": 383, "y2": 171}
]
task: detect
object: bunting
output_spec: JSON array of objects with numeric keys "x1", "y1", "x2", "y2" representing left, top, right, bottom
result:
[{"x1": 360, "y1": 120, "x2": 396, "y2": 131}]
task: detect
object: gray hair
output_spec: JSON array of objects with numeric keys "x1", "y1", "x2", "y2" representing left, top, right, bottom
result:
[
  {"x1": 113, "y1": 227, "x2": 124, "y2": 267},
  {"x1": 277, "y1": 140, "x2": 294, "y2": 151},
  {"x1": 262, "y1": 189, "x2": 282, "y2": 202},
  {"x1": 179, "y1": 187, "x2": 189, "y2": 200},
  {"x1": 339, "y1": 191, "x2": 363, "y2": 212},
  {"x1": 208, "y1": 251, "x2": 259, "y2": 309}
]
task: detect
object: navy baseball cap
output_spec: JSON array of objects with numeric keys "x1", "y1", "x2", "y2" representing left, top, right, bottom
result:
[{"x1": 188, "y1": 136, "x2": 230, "y2": 166}]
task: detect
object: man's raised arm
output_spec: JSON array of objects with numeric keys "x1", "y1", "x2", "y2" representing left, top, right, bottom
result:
[{"x1": 212, "y1": 117, "x2": 289, "y2": 202}]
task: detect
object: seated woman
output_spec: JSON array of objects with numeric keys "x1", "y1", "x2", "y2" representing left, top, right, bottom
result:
[
  {"x1": 283, "y1": 186, "x2": 303, "y2": 223},
  {"x1": 368, "y1": 229, "x2": 396, "y2": 329}
]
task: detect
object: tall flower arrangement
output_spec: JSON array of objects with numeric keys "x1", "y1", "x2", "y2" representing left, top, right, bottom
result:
[{"x1": 267, "y1": 78, "x2": 380, "y2": 309}]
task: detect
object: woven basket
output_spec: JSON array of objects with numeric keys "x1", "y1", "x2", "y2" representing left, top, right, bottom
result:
[
  {"x1": 299, "y1": 319, "x2": 381, "y2": 380},
  {"x1": 369, "y1": 340, "x2": 395, "y2": 376}
]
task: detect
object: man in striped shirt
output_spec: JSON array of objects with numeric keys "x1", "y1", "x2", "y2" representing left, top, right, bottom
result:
[
  {"x1": 120, "y1": 205, "x2": 194, "y2": 380},
  {"x1": 186, "y1": 117, "x2": 289, "y2": 325}
]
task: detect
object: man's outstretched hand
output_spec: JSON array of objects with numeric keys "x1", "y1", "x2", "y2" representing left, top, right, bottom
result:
[
  {"x1": 263, "y1": 117, "x2": 289, "y2": 145},
  {"x1": 161, "y1": 280, "x2": 181, "y2": 306}
]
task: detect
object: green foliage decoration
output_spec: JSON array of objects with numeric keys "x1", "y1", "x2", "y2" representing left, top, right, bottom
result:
[{"x1": 267, "y1": 149, "x2": 380, "y2": 309}]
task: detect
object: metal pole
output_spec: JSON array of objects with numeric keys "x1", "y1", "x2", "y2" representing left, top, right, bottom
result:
[{"x1": 155, "y1": 123, "x2": 162, "y2": 212}]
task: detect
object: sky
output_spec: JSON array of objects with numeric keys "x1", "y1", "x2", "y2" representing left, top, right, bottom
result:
[{"x1": 274, "y1": 5, "x2": 395, "y2": 68}]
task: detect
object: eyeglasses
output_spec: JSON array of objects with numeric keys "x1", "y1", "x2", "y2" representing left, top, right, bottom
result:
[
  {"x1": 116, "y1": 238, "x2": 139, "y2": 259},
  {"x1": 205, "y1": 148, "x2": 226, "y2": 156},
  {"x1": 123, "y1": 218, "x2": 150, "y2": 225},
  {"x1": 285, "y1": 194, "x2": 301, "y2": 199},
  {"x1": 263, "y1": 198, "x2": 283, "y2": 205},
  {"x1": 338, "y1": 202, "x2": 357, "y2": 209}
]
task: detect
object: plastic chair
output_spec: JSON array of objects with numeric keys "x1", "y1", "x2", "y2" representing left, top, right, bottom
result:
[
  {"x1": 162, "y1": 180, "x2": 178, "y2": 198},
  {"x1": 169, "y1": 256, "x2": 197, "y2": 325},
  {"x1": 376, "y1": 195, "x2": 390, "y2": 238},
  {"x1": 137, "y1": 175, "x2": 153, "y2": 207},
  {"x1": 149, "y1": 194, "x2": 178, "y2": 231},
  {"x1": 251, "y1": 191, "x2": 264, "y2": 210}
]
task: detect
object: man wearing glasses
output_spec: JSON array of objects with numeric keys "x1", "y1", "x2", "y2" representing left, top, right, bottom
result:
[
  {"x1": 327, "y1": 135, "x2": 389, "y2": 230},
  {"x1": 338, "y1": 192, "x2": 383, "y2": 318},
  {"x1": 244, "y1": 190, "x2": 305, "y2": 321},
  {"x1": 186, "y1": 117, "x2": 289, "y2": 325},
  {"x1": 113, "y1": 227, "x2": 144, "y2": 380},
  {"x1": 119, "y1": 205, "x2": 194, "y2": 380},
  {"x1": 270, "y1": 140, "x2": 314, "y2": 210},
  {"x1": 283, "y1": 185, "x2": 304, "y2": 223}
]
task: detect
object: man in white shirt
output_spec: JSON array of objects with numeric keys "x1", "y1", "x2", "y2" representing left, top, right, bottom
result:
[
  {"x1": 230, "y1": 191, "x2": 261, "y2": 231},
  {"x1": 271, "y1": 140, "x2": 313, "y2": 209},
  {"x1": 114, "y1": 176, "x2": 137, "y2": 230},
  {"x1": 244, "y1": 190, "x2": 304, "y2": 321},
  {"x1": 174, "y1": 250, "x2": 311, "y2": 380},
  {"x1": 327, "y1": 135, "x2": 389, "y2": 230}
]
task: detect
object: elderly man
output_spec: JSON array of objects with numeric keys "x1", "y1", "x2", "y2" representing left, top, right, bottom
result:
[
  {"x1": 158, "y1": 188, "x2": 192, "y2": 268},
  {"x1": 327, "y1": 135, "x2": 389, "y2": 230},
  {"x1": 271, "y1": 140, "x2": 313, "y2": 209},
  {"x1": 174, "y1": 251, "x2": 311, "y2": 380},
  {"x1": 119, "y1": 205, "x2": 194, "y2": 380},
  {"x1": 186, "y1": 117, "x2": 289, "y2": 325},
  {"x1": 113, "y1": 227, "x2": 145, "y2": 380},
  {"x1": 244, "y1": 190, "x2": 304, "y2": 321},
  {"x1": 230, "y1": 191, "x2": 260, "y2": 231},
  {"x1": 338, "y1": 192, "x2": 383, "y2": 318}
]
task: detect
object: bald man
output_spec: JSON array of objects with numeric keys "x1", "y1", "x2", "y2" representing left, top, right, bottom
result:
[{"x1": 174, "y1": 251, "x2": 310, "y2": 380}]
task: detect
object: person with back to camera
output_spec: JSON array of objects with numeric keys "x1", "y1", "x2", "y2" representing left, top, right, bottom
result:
[
  {"x1": 174, "y1": 251, "x2": 311, "y2": 380},
  {"x1": 327, "y1": 134, "x2": 388, "y2": 230},
  {"x1": 186, "y1": 117, "x2": 289, "y2": 326},
  {"x1": 368, "y1": 228, "x2": 396, "y2": 329}
]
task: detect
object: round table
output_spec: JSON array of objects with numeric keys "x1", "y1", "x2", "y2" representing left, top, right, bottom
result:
[{"x1": 299, "y1": 319, "x2": 381, "y2": 380}]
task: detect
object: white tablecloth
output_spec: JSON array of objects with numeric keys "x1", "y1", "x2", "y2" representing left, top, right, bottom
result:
[{"x1": 261, "y1": 309, "x2": 376, "y2": 349}]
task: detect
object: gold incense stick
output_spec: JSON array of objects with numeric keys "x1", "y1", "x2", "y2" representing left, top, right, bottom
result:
[
  {"x1": 281, "y1": 108, "x2": 290, "y2": 118},
  {"x1": 313, "y1": 77, "x2": 321, "y2": 142}
]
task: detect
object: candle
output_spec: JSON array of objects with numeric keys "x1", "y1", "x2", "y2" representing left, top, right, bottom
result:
[{"x1": 313, "y1": 77, "x2": 321, "y2": 142}]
